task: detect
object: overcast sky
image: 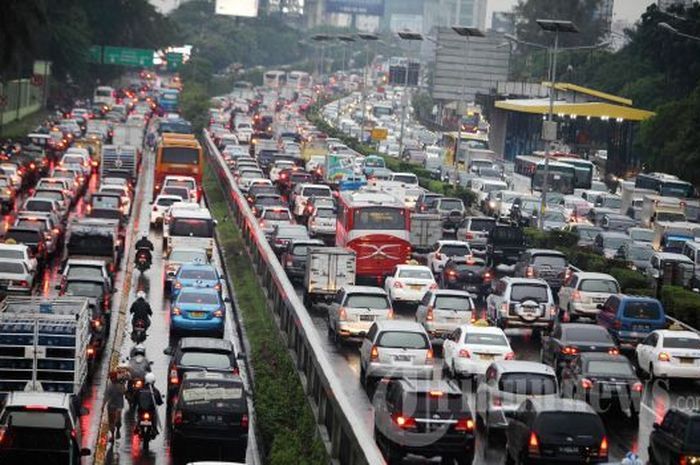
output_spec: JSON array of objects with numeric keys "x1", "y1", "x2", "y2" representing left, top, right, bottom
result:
[{"x1": 486, "y1": 0, "x2": 656, "y2": 27}]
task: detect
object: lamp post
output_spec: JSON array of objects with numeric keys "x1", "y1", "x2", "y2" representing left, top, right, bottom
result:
[
  {"x1": 357, "y1": 33, "x2": 379, "y2": 144},
  {"x1": 535, "y1": 19, "x2": 579, "y2": 230},
  {"x1": 659, "y1": 22, "x2": 700, "y2": 42},
  {"x1": 336, "y1": 34, "x2": 355, "y2": 128},
  {"x1": 451, "y1": 26, "x2": 485, "y2": 169},
  {"x1": 311, "y1": 33, "x2": 334, "y2": 79},
  {"x1": 397, "y1": 31, "x2": 424, "y2": 161}
]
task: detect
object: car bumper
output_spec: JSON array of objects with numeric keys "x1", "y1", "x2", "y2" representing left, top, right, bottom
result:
[
  {"x1": 453, "y1": 358, "x2": 493, "y2": 377},
  {"x1": 171, "y1": 316, "x2": 224, "y2": 333},
  {"x1": 652, "y1": 362, "x2": 700, "y2": 378},
  {"x1": 390, "y1": 288, "x2": 428, "y2": 303},
  {"x1": 502, "y1": 317, "x2": 553, "y2": 329},
  {"x1": 172, "y1": 428, "x2": 247, "y2": 447},
  {"x1": 366, "y1": 363, "x2": 433, "y2": 380},
  {"x1": 285, "y1": 266, "x2": 305, "y2": 279},
  {"x1": 337, "y1": 321, "x2": 374, "y2": 338},
  {"x1": 569, "y1": 303, "x2": 602, "y2": 316},
  {"x1": 384, "y1": 433, "x2": 475, "y2": 458}
]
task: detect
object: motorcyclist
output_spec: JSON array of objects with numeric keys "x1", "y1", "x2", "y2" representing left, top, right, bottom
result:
[
  {"x1": 135, "y1": 235, "x2": 154, "y2": 264},
  {"x1": 128, "y1": 344, "x2": 151, "y2": 380},
  {"x1": 130, "y1": 291, "x2": 152, "y2": 329},
  {"x1": 136, "y1": 372, "x2": 164, "y2": 436}
]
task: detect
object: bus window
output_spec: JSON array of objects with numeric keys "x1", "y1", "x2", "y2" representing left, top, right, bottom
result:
[
  {"x1": 162, "y1": 147, "x2": 200, "y2": 165},
  {"x1": 353, "y1": 207, "x2": 405, "y2": 230}
]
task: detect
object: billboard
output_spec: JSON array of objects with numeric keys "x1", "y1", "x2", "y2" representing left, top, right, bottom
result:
[
  {"x1": 326, "y1": 0, "x2": 384, "y2": 16},
  {"x1": 215, "y1": 0, "x2": 258, "y2": 17}
]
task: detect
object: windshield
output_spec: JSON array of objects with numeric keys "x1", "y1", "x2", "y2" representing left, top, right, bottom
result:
[
  {"x1": 510, "y1": 284, "x2": 549, "y2": 303},
  {"x1": 170, "y1": 218, "x2": 213, "y2": 238},
  {"x1": 440, "y1": 199, "x2": 463, "y2": 211},
  {"x1": 302, "y1": 187, "x2": 331, "y2": 198},
  {"x1": 66, "y1": 266, "x2": 102, "y2": 280},
  {"x1": 180, "y1": 352, "x2": 231, "y2": 368},
  {"x1": 67, "y1": 233, "x2": 114, "y2": 256},
  {"x1": 629, "y1": 245, "x2": 653, "y2": 261},
  {"x1": 15, "y1": 220, "x2": 45, "y2": 231},
  {"x1": 345, "y1": 294, "x2": 390, "y2": 309},
  {"x1": 532, "y1": 255, "x2": 566, "y2": 268},
  {"x1": 263, "y1": 210, "x2": 291, "y2": 221},
  {"x1": 536, "y1": 412, "x2": 602, "y2": 436},
  {"x1": 434, "y1": 295, "x2": 472, "y2": 311},
  {"x1": 623, "y1": 301, "x2": 661, "y2": 320},
  {"x1": 499, "y1": 373, "x2": 557, "y2": 395},
  {"x1": 178, "y1": 291, "x2": 220, "y2": 305},
  {"x1": 577, "y1": 227, "x2": 602, "y2": 240},
  {"x1": 64, "y1": 281, "x2": 102, "y2": 298},
  {"x1": 564, "y1": 327, "x2": 611, "y2": 343},
  {"x1": 25, "y1": 200, "x2": 52, "y2": 212},
  {"x1": 393, "y1": 175, "x2": 417, "y2": 184},
  {"x1": 353, "y1": 207, "x2": 405, "y2": 231},
  {"x1": 157, "y1": 197, "x2": 180, "y2": 207},
  {"x1": 315, "y1": 208, "x2": 335, "y2": 218},
  {"x1": 630, "y1": 229, "x2": 654, "y2": 242},
  {"x1": 161, "y1": 147, "x2": 199, "y2": 165},
  {"x1": 180, "y1": 268, "x2": 217, "y2": 280},
  {"x1": 579, "y1": 279, "x2": 619, "y2": 293},
  {"x1": 377, "y1": 331, "x2": 429, "y2": 349},
  {"x1": 397, "y1": 269, "x2": 433, "y2": 280},
  {"x1": 663, "y1": 337, "x2": 700, "y2": 349},
  {"x1": 92, "y1": 196, "x2": 120, "y2": 209},
  {"x1": 603, "y1": 236, "x2": 631, "y2": 249}
]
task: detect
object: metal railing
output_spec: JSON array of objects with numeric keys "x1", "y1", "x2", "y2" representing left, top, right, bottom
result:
[{"x1": 203, "y1": 131, "x2": 386, "y2": 465}]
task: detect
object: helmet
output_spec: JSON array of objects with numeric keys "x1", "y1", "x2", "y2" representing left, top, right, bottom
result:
[
  {"x1": 131, "y1": 344, "x2": 146, "y2": 357},
  {"x1": 136, "y1": 290, "x2": 146, "y2": 300},
  {"x1": 145, "y1": 372, "x2": 156, "y2": 385}
]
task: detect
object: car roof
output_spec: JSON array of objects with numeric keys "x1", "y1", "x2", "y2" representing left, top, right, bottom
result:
[
  {"x1": 526, "y1": 248, "x2": 566, "y2": 256},
  {"x1": 342, "y1": 285, "x2": 388, "y2": 295},
  {"x1": 492, "y1": 360, "x2": 555, "y2": 375},
  {"x1": 179, "y1": 263, "x2": 217, "y2": 271},
  {"x1": 502, "y1": 277, "x2": 550, "y2": 286},
  {"x1": 396, "y1": 264, "x2": 432, "y2": 271},
  {"x1": 560, "y1": 323, "x2": 608, "y2": 332},
  {"x1": 653, "y1": 329, "x2": 699, "y2": 339},
  {"x1": 431, "y1": 289, "x2": 473, "y2": 298},
  {"x1": 619, "y1": 293, "x2": 661, "y2": 302},
  {"x1": 461, "y1": 325, "x2": 505, "y2": 335},
  {"x1": 437, "y1": 240, "x2": 470, "y2": 246},
  {"x1": 578, "y1": 352, "x2": 630, "y2": 363},
  {"x1": 179, "y1": 337, "x2": 233, "y2": 351},
  {"x1": 373, "y1": 320, "x2": 426, "y2": 332},
  {"x1": 528, "y1": 398, "x2": 596, "y2": 414},
  {"x1": 572, "y1": 272, "x2": 617, "y2": 280}
]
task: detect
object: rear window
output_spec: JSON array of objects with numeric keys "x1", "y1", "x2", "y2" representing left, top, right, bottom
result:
[
  {"x1": 157, "y1": 197, "x2": 180, "y2": 207},
  {"x1": 345, "y1": 293, "x2": 390, "y2": 309},
  {"x1": 180, "y1": 352, "x2": 231, "y2": 369},
  {"x1": 434, "y1": 296, "x2": 473, "y2": 311},
  {"x1": 377, "y1": 331, "x2": 429, "y2": 349},
  {"x1": 302, "y1": 187, "x2": 331, "y2": 198},
  {"x1": 405, "y1": 392, "x2": 465, "y2": 416},
  {"x1": 4, "y1": 411, "x2": 67, "y2": 429},
  {"x1": 499, "y1": 373, "x2": 557, "y2": 395},
  {"x1": 510, "y1": 284, "x2": 549, "y2": 303},
  {"x1": 180, "y1": 268, "x2": 217, "y2": 280},
  {"x1": 464, "y1": 332, "x2": 508, "y2": 346},
  {"x1": 578, "y1": 279, "x2": 619, "y2": 293},
  {"x1": 563, "y1": 327, "x2": 612, "y2": 343},
  {"x1": 440, "y1": 245, "x2": 471, "y2": 257},
  {"x1": 663, "y1": 337, "x2": 700, "y2": 349},
  {"x1": 181, "y1": 379, "x2": 244, "y2": 408},
  {"x1": 25, "y1": 200, "x2": 52, "y2": 212},
  {"x1": 585, "y1": 360, "x2": 635, "y2": 376},
  {"x1": 67, "y1": 266, "x2": 102, "y2": 280},
  {"x1": 263, "y1": 210, "x2": 291, "y2": 221},
  {"x1": 0, "y1": 262, "x2": 25, "y2": 273},
  {"x1": 315, "y1": 208, "x2": 335, "y2": 218},
  {"x1": 439, "y1": 199, "x2": 463, "y2": 211},
  {"x1": 178, "y1": 291, "x2": 219, "y2": 305},
  {"x1": 623, "y1": 301, "x2": 662, "y2": 320},
  {"x1": 5, "y1": 230, "x2": 40, "y2": 243},
  {"x1": 491, "y1": 227, "x2": 523, "y2": 243},
  {"x1": 393, "y1": 174, "x2": 417, "y2": 184},
  {"x1": 535, "y1": 412, "x2": 603, "y2": 436},
  {"x1": 532, "y1": 254, "x2": 566, "y2": 268},
  {"x1": 0, "y1": 250, "x2": 23, "y2": 260},
  {"x1": 469, "y1": 219, "x2": 495, "y2": 232},
  {"x1": 397, "y1": 269, "x2": 433, "y2": 280}
]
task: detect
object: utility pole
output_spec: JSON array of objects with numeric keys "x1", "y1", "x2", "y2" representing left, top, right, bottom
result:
[{"x1": 357, "y1": 33, "x2": 378, "y2": 144}]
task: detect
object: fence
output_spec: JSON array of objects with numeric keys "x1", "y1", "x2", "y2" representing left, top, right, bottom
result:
[
  {"x1": 0, "y1": 78, "x2": 43, "y2": 129},
  {"x1": 204, "y1": 130, "x2": 386, "y2": 465}
]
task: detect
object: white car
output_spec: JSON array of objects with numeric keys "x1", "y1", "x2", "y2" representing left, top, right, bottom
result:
[
  {"x1": 426, "y1": 240, "x2": 472, "y2": 274},
  {"x1": 163, "y1": 175, "x2": 199, "y2": 202},
  {"x1": 151, "y1": 194, "x2": 184, "y2": 227},
  {"x1": 291, "y1": 184, "x2": 333, "y2": 218},
  {"x1": 385, "y1": 265, "x2": 437, "y2": 305},
  {"x1": 99, "y1": 185, "x2": 131, "y2": 216},
  {"x1": 442, "y1": 325, "x2": 514, "y2": 378},
  {"x1": 258, "y1": 207, "x2": 294, "y2": 237},
  {"x1": 0, "y1": 260, "x2": 34, "y2": 294},
  {"x1": 327, "y1": 286, "x2": 393, "y2": 343},
  {"x1": 269, "y1": 160, "x2": 296, "y2": 183},
  {"x1": 558, "y1": 272, "x2": 620, "y2": 320},
  {"x1": 0, "y1": 243, "x2": 38, "y2": 275},
  {"x1": 636, "y1": 330, "x2": 700, "y2": 380}
]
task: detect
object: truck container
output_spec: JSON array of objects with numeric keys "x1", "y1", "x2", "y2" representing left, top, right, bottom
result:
[
  {"x1": 64, "y1": 218, "x2": 122, "y2": 274},
  {"x1": 101, "y1": 144, "x2": 139, "y2": 184},
  {"x1": 0, "y1": 297, "x2": 91, "y2": 398},
  {"x1": 303, "y1": 247, "x2": 356, "y2": 307},
  {"x1": 640, "y1": 195, "x2": 687, "y2": 227},
  {"x1": 410, "y1": 213, "x2": 442, "y2": 252},
  {"x1": 112, "y1": 121, "x2": 145, "y2": 150},
  {"x1": 619, "y1": 181, "x2": 656, "y2": 219},
  {"x1": 652, "y1": 221, "x2": 700, "y2": 252}
]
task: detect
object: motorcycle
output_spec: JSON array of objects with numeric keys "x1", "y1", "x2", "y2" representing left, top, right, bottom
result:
[
  {"x1": 136, "y1": 408, "x2": 157, "y2": 450},
  {"x1": 131, "y1": 318, "x2": 148, "y2": 343},
  {"x1": 135, "y1": 247, "x2": 152, "y2": 273},
  {"x1": 125, "y1": 355, "x2": 151, "y2": 409}
]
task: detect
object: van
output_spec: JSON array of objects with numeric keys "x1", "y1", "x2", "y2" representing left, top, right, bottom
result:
[
  {"x1": 596, "y1": 294, "x2": 666, "y2": 348},
  {"x1": 93, "y1": 85, "x2": 115, "y2": 108},
  {"x1": 164, "y1": 204, "x2": 215, "y2": 257}
]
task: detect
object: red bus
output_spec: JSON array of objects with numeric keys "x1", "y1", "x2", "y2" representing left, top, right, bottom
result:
[
  {"x1": 336, "y1": 189, "x2": 411, "y2": 283},
  {"x1": 154, "y1": 133, "x2": 203, "y2": 198}
]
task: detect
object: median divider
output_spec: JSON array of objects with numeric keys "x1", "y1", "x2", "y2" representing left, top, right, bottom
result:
[{"x1": 203, "y1": 130, "x2": 386, "y2": 465}]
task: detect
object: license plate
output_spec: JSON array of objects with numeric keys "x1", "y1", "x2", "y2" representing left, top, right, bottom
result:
[
  {"x1": 140, "y1": 420, "x2": 152, "y2": 426},
  {"x1": 203, "y1": 415, "x2": 222, "y2": 422},
  {"x1": 522, "y1": 307, "x2": 537, "y2": 314},
  {"x1": 409, "y1": 285, "x2": 422, "y2": 290},
  {"x1": 189, "y1": 311, "x2": 206, "y2": 318},
  {"x1": 359, "y1": 315, "x2": 374, "y2": 322},
  {"x1": 632, "y1": 324, "x2": 649, "y2": 332},
  {"x1": 394, "y1": 355, "x2": 411, "y2": 362},
  {"x1": 479, "y1": 354, "x2": 495, "y2": 361},
  {"x1": 559, "y1": 446, "x2": 579, "y2": 454},
  {"x1": 680, "y1": 358, "x2": 695, "y2": 365}
]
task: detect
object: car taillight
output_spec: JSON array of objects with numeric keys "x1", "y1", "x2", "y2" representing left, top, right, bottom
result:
[
  {"x1": 599, "y1": 436, "x2": 608, "y2": 458},
  {"x1": 613, "y1": 320, "x2": 622, "y2": 329},
  {"x1": 561, "y1": 346, "x2": 579, "y2": 356},
  {"x1": 241, "y1": 414, "x2": 249, "y2": 428},
  {"x1": 454, "y1": 418, "x2": 474, "y2": 432},
  {"x1": 528, "y1": 431, "x2": 540, "y2": 455},
  {"x1": 213, "y1": 309, "x2": 224, "y2": 318},
  {"x1": 170, "y1": 368, "x2": 179, "y2": 385},
  {"x1": 17, "y1": 280, "x2": 28, "y2": 287},
  {"x1": 581, "y1": 378, "x2": 593, "y2": 390},
  {"x1": 608, "y1": 347, "x2": 619, "y2": 355},
  {"x1": 435, "y1": 252, "x2": 443, "y2": 260},
  {"x1": 338, "y1": 307, "x2": 347, "y2": 321},
  {"x1": 370, "y1": 345, "x2": 379, "y2": 361},
  {"x1": 465, "y1": 232, "x2": 474, "y2": 240},
  {"x1": 504, "y1": 351, "x2": 515, "y2": 360},
  {"x1": 135, "y1": 380, "x2": 143, "y2": 389},
  {"x1": 173, "y1": 410, "x2": 183, "y2": 425},
  {"x1": 632, "y1": 382, "x2": 643, "y2": 393},
  {"x1": 483, "y1": 271, "x2": 492, "y2": 281},
  {"x1": 393, "y1": 281, "x2": 403, "y2": 288},
  {"x1": 526, "y1": 266, "x2": 535, "y2": 278},
  {"x1": 426, "y1": 348, "x2": 434, "y2": 363},
  {"x1": 426, "y1": 307, "x2": 434, "y2": 321},
  {"x1": 392, "y1": 413, "x2": 417, "y2": 430},
  {"x1": 172, "y1": 307, "x2": 181, "y2": 316},
  {"x1": 429, "y1": 282, "x2": 438, "y2": 290},
  {"x1": 658, "y1": 352, "x2": 671, "y2": 362},
  {"x1": 174, "y1": 281, "x2": 182, "y2": 289},
  {"x1": 86, "y1": 346, "x2": 95, "y2": 357},
  {"x1": 142, "y1": 411, "x2": 151, "y2": 421},
  {"x1": 458, "y1": 348, "x2": 471, "y2": 358}
]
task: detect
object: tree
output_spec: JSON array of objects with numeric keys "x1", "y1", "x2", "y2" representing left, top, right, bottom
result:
[{"x1": 0, "y1": 0, "x2": 46, "y2": 74}]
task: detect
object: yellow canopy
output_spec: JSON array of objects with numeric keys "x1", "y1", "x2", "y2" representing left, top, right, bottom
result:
[{"x1": 495, "y1": 99, "x2": 655, "y2": 122}]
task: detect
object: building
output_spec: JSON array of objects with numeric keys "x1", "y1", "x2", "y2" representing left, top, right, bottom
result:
[
  {"x1": 491, "y1": 11, "x2": 515, "y2": 34},
  {"x1": 304, "y1": 0, "x2": 384, "y2": 32},
  {"x1": 658, "y1": 0, "x2": 694, "y2": 10},
  {"x1": 595, "y1": 0, "x2": 615, "y2": 33},
  {"x1": 427, "y1": 0, "x2": 487, "y2": 31}
]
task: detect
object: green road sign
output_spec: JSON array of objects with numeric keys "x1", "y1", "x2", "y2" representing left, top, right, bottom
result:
[
  {"x1": 103, "y1": 46, "x2": 154, "y2": 67},
  {"x1": 166, "y1": 52, "x2": 184, "y2": 71},
  {"x1": 88, "y1": 46, "x2": 102, "y2": 64}
]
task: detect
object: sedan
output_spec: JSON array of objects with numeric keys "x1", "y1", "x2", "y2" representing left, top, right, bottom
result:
[
  {"x1": 0, "y1": 261, "x2": 34, "y2": 294},
  {"x1": 164, "y1": 247, "x2": 210, "y2": 293},
  {"x1": 171, "y1": 263, "x2": 222, "y2": 299},
  {"x1": 636, "y1": 330, "x2": 700, "y2": 380},
  {"x1": 171, "y1": 288, "x2": 228, "y2": 338},
  {"x1": 384, "y1": 265, "x2": 437, "y2": 306},
  {"x1": 439, "y1": 256, "x2": 492, "y2": 298},
  {"x1": 442, "y1": 325, "x2": 514, "y2": 379},
  {"x1": 541, "y1": 323, "x2": 619, "y2": 375}
]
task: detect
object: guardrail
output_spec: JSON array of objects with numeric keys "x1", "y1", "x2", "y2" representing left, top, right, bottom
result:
[{"x1": 203, "y1": 130, "x2": 386, "y2": 465}]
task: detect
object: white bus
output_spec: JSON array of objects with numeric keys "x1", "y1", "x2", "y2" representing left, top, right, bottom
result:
[
  {"x1": 93, "y1": 86, "x2": 115, "y2": 109},
  {"x1": 512, "y1": 155, "x2": 576, "y2": 195},
  {"x1": 263, "y1": 70, "x2": 287, "y2": 89},
  {"x1": 287, "y1": 71, "x2": 311, "y2": 90}
]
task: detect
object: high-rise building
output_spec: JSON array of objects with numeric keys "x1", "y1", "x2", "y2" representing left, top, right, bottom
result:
[
  {"x1": 594, "y1": 0, "x2": 615, "y2": 33},
  {"x1": 435, "y1": 0, "x2": 487, "y2": 30},
  {"x1": 658, "y1": 0, "x2": 694, "y2": 10}
]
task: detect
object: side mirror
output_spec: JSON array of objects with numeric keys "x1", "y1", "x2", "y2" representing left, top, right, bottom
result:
[
  {"x1": 236, "y1": 352, "x2": 246, "y2": 360},
  {"x1": 80, "y1": 448, "x2": 92, "y2": 457},
  {"x1": 163, "y1": 347, "x2": 173, "y2": 356}
]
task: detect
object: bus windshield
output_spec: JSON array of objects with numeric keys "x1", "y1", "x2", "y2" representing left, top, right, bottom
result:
[
  {"x1": 161, "y1": 147, "x2": 199, "y2": 165},
  {"x1": 353, "y1": 207, "x2": 406, "y2": 231}
]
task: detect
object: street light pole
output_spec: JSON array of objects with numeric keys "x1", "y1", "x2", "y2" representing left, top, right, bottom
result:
[
  {"x1": 535, "y1": 19, "x2": 579, "y2": 230},
  {"x1": 452, "y1": 26, "x2": 485, "y2": 168},
  {"x1": 336, "y1": 35, "x2": 355, "y2": 129},
  {"x1": 397, "y1": 31, "x2": 423, "y2": 160},
  {"x1": 357, "y1": 33, "x2": 378, "y2": 144}
]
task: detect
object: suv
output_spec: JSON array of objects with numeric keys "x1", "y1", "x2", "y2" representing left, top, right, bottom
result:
[
  {"x1": 415, "y1": 192, "x2": 443, "y2": 213},
  {"x1": 280, "y1": 239, "x2": 324, "y2": 281},
  {"x1": 505, "y1": 398, "x2": 608, "y2": 464},
  {"x1": 557, "y1": 272, "x2": 620, "y2": 320},
  {"x1": 476, "y1": 361, "x2": 558, "y2": 436},
  {"x1": 327, "y1": 286, "x2": 393, "y2": 343},
  {"x1": 433, "y1": 197, "x2": 465, "y2": 233},
  {"x1": 513, "y1": 249, "x2": 568, "y2": 291},
  {"x1": 426, "y1": 240, "x2": 472, "y2": 274},
  {"x1": 359, "y1": 321, "x2": 434, "y2": 391},
  {"x1": 457, "y1": 216, "x2": 496, "y2": 254},
  {"x1": 374, "y1": 379, "x2": 475, "y2": 465},
  {"x1": 486, "y1": 277, "x2": 556, "y2": 332},
  {"x1": 648, "y1": 408, "x2": 700, "y2": 465},
  {"x1": 486, "y1": 225, "x2": 526, "y2": 266},
  {"x1": 415, "y1": 290, "x2": 474, "y2": 346},
  {"x1": 596, "y1": 294, "x2": 666, "y2": 348},
  {"x1": 0, "y1": 392, "x2": 90, "y2": 463}
]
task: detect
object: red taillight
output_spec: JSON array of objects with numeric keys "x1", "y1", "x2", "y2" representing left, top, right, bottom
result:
[
  {"x1": 393, "y1": 281, "x2": 403, "y2": 288},
  {"x1": 454, "y1": 418, "x2": 475, "y2": 432},
  {"x1": 338, "y1": 307, "x2": 347, "y2": 321},
  {"x1": 465, "y1": 232, "x2": 474, "y2": 240},
  {"x1": 458, "y1": 348, "x2": 471, "y2": 358},
  {"x1": 561, "y1": 346, "x2": 579, "y2": 356},
  {"x1": 581, "y1": 378, "x2": 593, "y2": 390},
  {"x1": 526, "y1": 266, "x2": 535, "y2": 278},
  {"x1": 599, "y1": 436, "x2": 608, "y2": 458},
  {"x1": 528, "y1": 432, "x2": 540, "y2": 455},
  {"x1": 632, "y1": 382, "x2": 643, "y2": 393},
  {"x1": 17, "y1": 280, "x2": 28, "y2": 287},
  {"x1": 392, "y1": 413, "x2": 417, "y2": 430},
  {"x1": 484, "y1": 271, "x2": 492, "y2": 281},
  {"x1": 135, "y1": 380, "x2": 143, "y2": 389},
  {"x1": 571, "y1": 290, "x2": 582, "y2": 302},
  {"x1": 426, "y1": 348, "x2": 434, "y2": 363},
  {"x1": 173, "y1": 410, "x2": 182, "y2": 425},
  {"x1": 426, "y1": 307, "x2": 434, "y2": 321},
  {"x1": 370, "y1": 345, "x2": 379, "y2": 361},
  {"x1": 169, "y1": 368, "x2": 179, "y2": 385},
  {"x1": 504, "y1": 351, "x2": 515, "y2": 360},
  {"x1": 241, "y1": 414, "x2": 249, "y2": 428},
  {"x1": 613, "y1": 320, "x2": 622, "y2": 329},
  {"x1": 608, "y1": 347, "x2": 619, "y2": 355},
  {"x1": 658, "y1": 352, "x2": 671, "y2": 362}
]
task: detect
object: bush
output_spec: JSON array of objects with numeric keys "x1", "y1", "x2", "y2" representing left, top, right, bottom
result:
[
  {"x1": 610, "y1": 267, "x2": 650, "y2": 292},
  {"x1": 660, "y1": 286, "x2": 700, "y2": 329},
  {"x1": 624, "y1": 288, "x2": 656, "y2": 297},
  {"x1": 524, "y1": 228, "x2": 578, "y2": 249},
  {"x1": 568, "y1": 249, "x2": 608, "y2": 273}
]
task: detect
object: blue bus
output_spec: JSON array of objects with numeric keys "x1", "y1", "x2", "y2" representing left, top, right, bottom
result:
[{"x1": 159, "y1": 89, "x2": 180, "y2": 113}]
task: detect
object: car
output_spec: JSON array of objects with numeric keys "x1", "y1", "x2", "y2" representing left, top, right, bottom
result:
[
  {"x1": 251, "y1": 193, "x2": 284, "y2": 217},
  {"x1": 170, "y1": 371, "x2": 248, "y2": 463},
  {"x1": 327, "y1": 286, "x2": 393, "y2": 344},
  {"x1": 439, "y1": 256, "x2": 493, "y2": 297},
  {"x1": 432, "y1": 197, "x2": 466, "y2": 232},
  {"x1": 426, "y1": 240, "x2": 472, "y2": 274},
  {"x1": 486, "y1": 277, "x2": 556, "y2": 331},
  {"x1": 541, "y1": 208, "x2": 569, "y2": 231},
  {"x1": 291, "y1": 183, "x2": 333, "y2": 218},
  {"x1": 0, "y1": 260, "x2": 34, "y2": 294},
  {"x1": 3, "y1": 226, "x2": 48, "y2": 261},
  {"x1": 541, "y1": 323, "x2": 619, "y2": 375},
  {"x1": 0, "y1": 392, "x2": 91, "y2": 464},
  {"x1": 170, "y1": 287, "x2": 228, "y2": 337},
  {"x1": 280, "y1": 239, "x2": 324, "y2": 281},
  {"x1": 648, "y1": 408, "x2": 700, "y2": 465},
  {"x1": 359, "y1": 320, "x2": 434, "y2": 391},
  {"x1": 0, "y1": 243, "x2": 38, "y2": 275},
  {"x1": 596, "y1": 294, "x2": 666, "y2": 348},
  {"x1": 505, "y1": 398, "x2": 608, "y2": 464},
  {"x1": 98, "y1": 184, "x2": 131, "y2": 215},
  {"x1": 164, "y1": 247, "x2": 209, "y2": 292},
  {"x1": 614, "y1": 241, "x2": 654, "y2": 272},
  {"x1": 513, "y1": 249, "x2": 568, "y2": 291},
  {"x1": 457, "y1": 216, "x2": 497, "y2": 253},
  {"x1": 635, "y1": 329, "x2": 700, "y2": 380},
  {"x1": 171, "y1": 263, "x2": 222, "y2": 299},
  {"x1": 560, "y1": 353, "x2": 642, "y2": 416},
  {"x1": 442, "y1": 325, "x2": 513, "y2": 379},
  {"x1": 307, "y1": 206, "x2": 336, "y2": 238},
  {"x1": 245, "y1": 183, "x2": 277, "y2": 205},
  {"x1": 163, "y1": 175, "x2": 199, "y2": 202},
  {"x1": 415, "y1": 290, "x2": 474, "y2": 345},
  {"x1": 476, "y1": 361, "x2": 558, "y2": 435},
  {"x1": 373, "y1": 379, "x2": 475, "y2": 465},
  {"x1": 487, "y1": 224, "x2": 526, "y2": 266},
  {"x1": 558, "y1": 272, "x2": 620, "y2": 320},
  {"x1": 414, "y1": 192, "x2": 443, "y2": 213},
  {"x1": 628, "y1": 227, "x2": 654, "y2": 244},
  {"x1": 163, "y1": 337, "x2": 239, "y2": 402},
  {"x1": 60, "y1": 258, "x2": 111, "y2": 290},
  {"x1": 566, "y1": 224, "x2": 603, "y2": 247},
  {"x1": 268, "y1": 224, "x2": 309, "y2": 256},
  {"x1": 150, "y1": 194, "x2": 183, "y2": 227},
  {"x1": 593, "y1": 231, "x2": 633, "y2": 259},
  {"x1": 600, "y1": 213, "x2": 637, "y2": 232},
  {"x1": 384, "y1": 264, "x2": 437, "y2": 306},
  {"x1": 258, "y1": 207, "x2": 293, "y2": 237}
]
